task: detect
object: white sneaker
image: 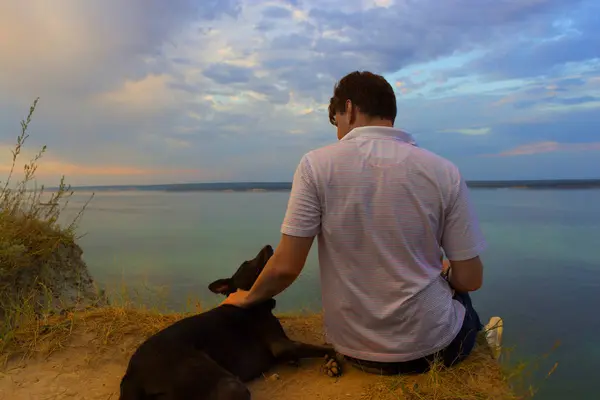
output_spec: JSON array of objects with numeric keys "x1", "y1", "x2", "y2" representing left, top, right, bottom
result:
[{"x1": 484, "y1": 316, "x2": 504, "y2": 360}]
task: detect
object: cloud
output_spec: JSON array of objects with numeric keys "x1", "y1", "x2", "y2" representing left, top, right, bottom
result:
[
  {"x1": 262, "y1": 5, "x2": 293, "y2": 19},
  {"x1": 513, "y1": 95, "x2": 600, "y2": 110},
  {"x1": 486, "y1": 141, "x2": 600, "y2": 157},
  {"x1": 0, "y1": 144, "x2": 210, "y2": 185},
  {"x1": 440, "y1": 127, "x2": 492, "y2": 136},
  {"x1": 0, "y1": 0, "x2": 241, "y2": 100},
  {"x1": 96, "y1": 74, "x2": 179, "y2": 111},
  {"x1": 203, "y1": 64, "x2": 255, "y2": 84},
  {"x1": 0, "y1": 0, "x2": 599, "y2": 185},
  {"x1": 445, "y1": 1, "x2": 599, "y2": 81},
  {"x1": 33, "y1": 162, "x2": 197, "y2": 178}
]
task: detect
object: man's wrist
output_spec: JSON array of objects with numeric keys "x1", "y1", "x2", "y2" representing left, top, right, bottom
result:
[
  {"x1": 246, "y1": 269, "x2": 296, "y2": 306},
  {"x1": 244, "y1": 289, "x2": 266, "y2": 307}
]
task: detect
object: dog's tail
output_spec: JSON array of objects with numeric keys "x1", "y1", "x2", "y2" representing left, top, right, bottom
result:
[{"x1": 119, "y1": 373, "x2": 145, "y2": 400}]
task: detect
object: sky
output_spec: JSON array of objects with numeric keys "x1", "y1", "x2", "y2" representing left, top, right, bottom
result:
[{"x1": 0, "y1": 0, "x2": 599, "y2": 186}]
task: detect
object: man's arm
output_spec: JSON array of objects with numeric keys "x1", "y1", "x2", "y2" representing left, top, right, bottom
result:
[
  {"x1": 441, "y1": 171, "x2": 487, "y2": 292},
  {"x1": 243, "y1": 154, "x2": 321, "y2": 306},
  {"x1": 447, "y1": 256, "x2": 484, "y2": 293},
  {"x1": 244, "y1": 234, "x2": 315, "y2": 305}
]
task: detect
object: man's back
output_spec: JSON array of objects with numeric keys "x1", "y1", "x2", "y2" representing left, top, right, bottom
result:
[{"x1": 281, "y1": 126, "x2": 487, "y2": 362}]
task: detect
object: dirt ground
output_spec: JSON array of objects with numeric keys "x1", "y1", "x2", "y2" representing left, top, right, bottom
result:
[{"x1": 0, "y1": 312, "x2": 512, "y2": 400}]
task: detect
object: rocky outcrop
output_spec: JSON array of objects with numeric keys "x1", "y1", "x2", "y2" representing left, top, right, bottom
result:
[{"x1": 0, "y1": 241, "x2": 108, "y2": 321}]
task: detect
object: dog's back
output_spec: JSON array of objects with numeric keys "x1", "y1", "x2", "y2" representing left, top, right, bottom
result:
[
  {"x1": 119, "y1": 304, "x2": 279, "y2": 399},
  {"x1": 120, "y1": 350, "x2": 251, "y2": 400}
]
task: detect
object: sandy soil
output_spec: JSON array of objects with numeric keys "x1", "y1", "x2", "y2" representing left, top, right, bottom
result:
[{"x1": 0, "y1": 313, "x2": 510, "y2": 400}]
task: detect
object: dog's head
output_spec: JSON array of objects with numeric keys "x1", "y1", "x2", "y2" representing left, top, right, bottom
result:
[{"x1": 208, "y1": 244, "x2": 274, "y2": 296}]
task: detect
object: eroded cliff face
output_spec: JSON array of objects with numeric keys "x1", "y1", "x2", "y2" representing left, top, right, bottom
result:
[{"x1": 0, "y1": 241, "x2": 108, "y2": 321}]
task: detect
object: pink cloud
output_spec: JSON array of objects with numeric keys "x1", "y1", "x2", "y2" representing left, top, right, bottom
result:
[
  {"x1": 481, "y1": 141, "x2": 600, "y2": 157},
  {"x1": 589, "y1": 76, "x2": 600, "y2": 85},
  {"x1": 491, "y1": 95, "x2": 516, "y2": 107},
  {"x1": 0, "y1": 158, "x2": 201, "y2": 176}
]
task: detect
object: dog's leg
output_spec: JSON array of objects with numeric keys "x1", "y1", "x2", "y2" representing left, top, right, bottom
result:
[
  {"x1": 253, "y1": 313, "x2": 343, "y2": 377},
  {"x1": 206, "y1": 378, "x2": 251, "y2": 400},
  {"x1": 270, "y1": 340, "x2": 342, "y2": 377},
  {"x1": 119, "y1": 372, "x2": 144, "y2": 400},
  {"x1": 170, "y1": 350, "x2": 251, "y2": 400},
  {"x1": 291, "y1": 341, "x2": 342, "y2": 377}
]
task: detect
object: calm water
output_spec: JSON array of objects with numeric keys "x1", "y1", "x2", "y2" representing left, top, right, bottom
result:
[{"x1": 60, "y1": 189, "x2": 600, "y2": 399}]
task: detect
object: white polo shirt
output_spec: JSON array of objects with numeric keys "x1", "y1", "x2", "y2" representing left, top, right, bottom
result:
[{"x1": 281, "y1": 126, "x2": 487, "y2": 362}]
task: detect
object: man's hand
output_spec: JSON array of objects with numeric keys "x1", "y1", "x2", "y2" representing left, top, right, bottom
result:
[{"x1": 220, "y1": 289, "x2": 251, "y2": 307}]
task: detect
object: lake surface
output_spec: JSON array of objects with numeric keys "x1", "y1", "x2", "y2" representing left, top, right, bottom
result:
[{"x1": 60, "y1": 189, "x2": 600, "y2": 400}]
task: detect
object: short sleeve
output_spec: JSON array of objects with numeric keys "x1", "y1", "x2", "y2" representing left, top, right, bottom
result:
[
  {"x1": 280, "y1": 154, "x2": 321, "y2": 237},
  {"x1": 441, "y1": 173, "x2": 487, "y2": 261}
]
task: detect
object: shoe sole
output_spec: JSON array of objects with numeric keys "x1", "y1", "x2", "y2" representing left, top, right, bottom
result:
[{"x1": 484, "y1": 316, "x2": 504, "y2": 360}]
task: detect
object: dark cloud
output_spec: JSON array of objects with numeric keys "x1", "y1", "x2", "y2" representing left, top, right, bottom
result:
[
  {"x1": 514, "y1": 95, "x2": 600, "y2": 109},
  {"x1": 270, "y1": 33, "x2": 314, "y2": 50},
  {"x1": 249, "y1": 83, "x2": 291, "y2": 104},
  {"x1": 558, "y1": 96, "x2": 600, "y2": 105},
  {"x1": 309, "y1": 0, "x2": 579, "y2": 68},
  {"x1": 555, "y1": 78, "x2": 587, "y2": 87},
  {"x1": 493, "y1": 107, "x2": 600, "y2": 145},
  {"x1": 262, "y1": 5, "x2": 292, "y2": 19},
  {"x1": 168, "y1": 82, "x2": 201, "y2": 94},
  {"x1": 255, "y1": 0, "x2": 586, "y2": 97},
  {"x1": 461, "y1": 1, "x2": 599, "y2": 79},
  {"x1": 203, "y1": 64, "x2": 255, "y2": 84},
  {"x1": 277, "y1": 67, "x2": 334, "y2": 101},
  {"x1": 255, "y1": 20, "x2": 277, "y2": 32},
  {"x1": 171, "y1": 57, "x2": 193, "y2": 65},
  {"x1": 471, "y1": 35, "x2": 599, "y2": 80}
]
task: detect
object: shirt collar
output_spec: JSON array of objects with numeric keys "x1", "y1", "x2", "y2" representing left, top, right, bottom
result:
[{"x1": 341, "y1": 126, "x2": 417, "y2": 145}]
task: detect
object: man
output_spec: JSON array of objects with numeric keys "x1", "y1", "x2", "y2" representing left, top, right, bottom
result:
[{"x1": 223, "y1": 71, "x2": 492, "y2": 373}]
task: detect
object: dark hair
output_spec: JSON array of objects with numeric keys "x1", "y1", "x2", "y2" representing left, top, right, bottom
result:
[{"x1": 328, "y1": 71, "x2": 397, "y2": 125}]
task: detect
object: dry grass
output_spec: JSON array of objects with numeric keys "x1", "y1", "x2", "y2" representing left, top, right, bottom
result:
[
  {"x1": 365, "y1": 336, "x2": 519, "y2": 400},
  {"x1": 0, "y1": 295, "x2": 528, "y2": 400},
  {"x1": 0, "y1": 282, "x2": 184, "y2": 361},
  {"x1": 0, "y1": 268, "x2": 528, "y2": 400}
]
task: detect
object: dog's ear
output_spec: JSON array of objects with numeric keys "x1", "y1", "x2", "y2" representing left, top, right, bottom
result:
[{"x1": 208, "y1": 278, "x2": 233, "y2": 294}]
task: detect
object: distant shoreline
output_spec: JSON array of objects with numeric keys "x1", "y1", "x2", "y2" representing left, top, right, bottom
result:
[{"x1": 53, "y1": 179, "x2": 600, "y2": 193}]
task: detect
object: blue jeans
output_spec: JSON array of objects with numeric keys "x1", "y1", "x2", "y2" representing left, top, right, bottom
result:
[{"x1": 345, "y1": 291, "x2": 483, "y2": 375}]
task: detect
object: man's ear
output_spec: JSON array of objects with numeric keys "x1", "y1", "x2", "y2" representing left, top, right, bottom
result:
[{"x1": 208, "y1": 278, "x2": 233, "y2": 294}]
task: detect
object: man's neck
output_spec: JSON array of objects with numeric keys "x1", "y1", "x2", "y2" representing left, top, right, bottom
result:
[
  {"x1": 339, "y1": 118, "x2": 394, "y2": 140},
  {"x1": 340, "y1": 120, "x2": 395, "y2": 140},
  {"x1": 355, "y1": 118, "x2": 393, "y2": 129}
]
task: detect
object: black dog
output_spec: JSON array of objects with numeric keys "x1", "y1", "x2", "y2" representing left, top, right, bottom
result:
[{"x1": 119, "y1": 245, "x2": 341, "y2": 400}]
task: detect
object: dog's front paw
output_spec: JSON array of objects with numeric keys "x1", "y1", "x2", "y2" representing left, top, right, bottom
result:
[{"x1": 321, "y1": 354, "x2": 342, "y2": 378}]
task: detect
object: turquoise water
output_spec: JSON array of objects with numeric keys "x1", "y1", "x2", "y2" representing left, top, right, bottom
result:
[{"x1": 61, "y1": 189, "x2": 600, "y2": 400}]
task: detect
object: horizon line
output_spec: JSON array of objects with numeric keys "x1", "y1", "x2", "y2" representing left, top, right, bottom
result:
[{"x1": 45, "y1": 178, "x2": 600, "y2": 192}]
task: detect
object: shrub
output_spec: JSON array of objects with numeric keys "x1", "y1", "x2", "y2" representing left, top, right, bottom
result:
[{"x1": 0, "y1": 98, "x2": 92, "y2": 300}]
